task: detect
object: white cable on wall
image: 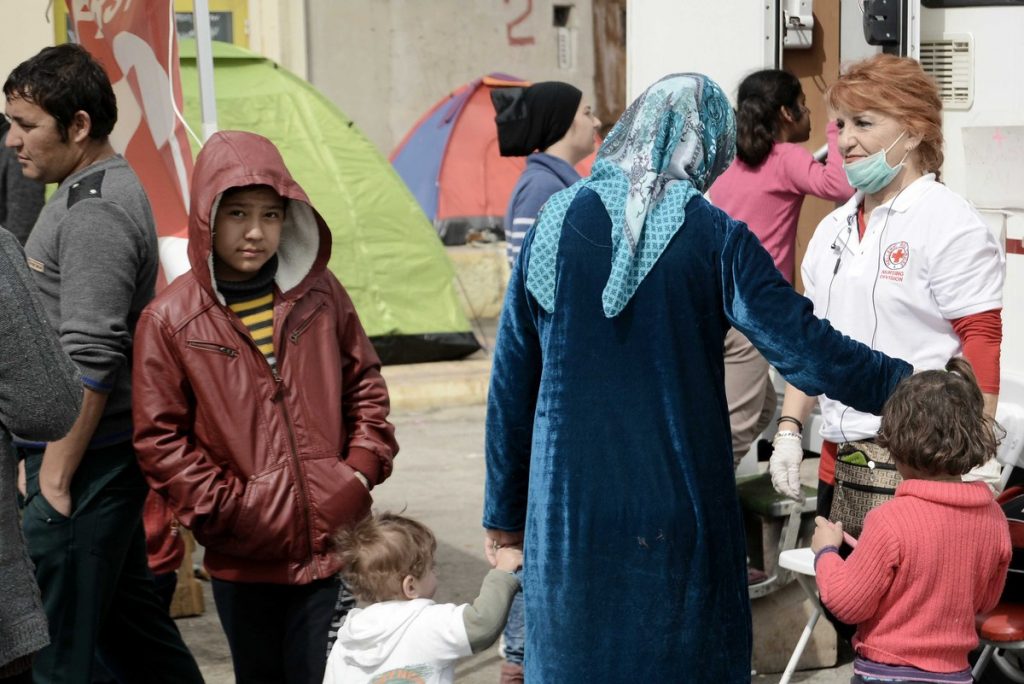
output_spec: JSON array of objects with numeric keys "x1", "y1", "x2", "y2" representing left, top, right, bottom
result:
[{"x1": 167, "y1": 0, "x2": 203, "y2": 148}]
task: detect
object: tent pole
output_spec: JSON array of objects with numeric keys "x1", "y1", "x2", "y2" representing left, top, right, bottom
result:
[
  {"x1": 304, "y1": 0, "x2": 314, "y2": 79},
  {"x1": 193, "y1": 0, "x2": 218, "y2": 140}
]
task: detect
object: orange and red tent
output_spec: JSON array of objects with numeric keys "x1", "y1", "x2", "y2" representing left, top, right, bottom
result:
[{"x1": 391, "y1": 74, "x2": 594, "y2": 245}]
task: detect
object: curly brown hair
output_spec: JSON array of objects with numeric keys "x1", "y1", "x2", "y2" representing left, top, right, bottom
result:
[
  {"x1": 333, "y1": 511, "x2": 437, "y2": 603},
  {"x1": 877, "y1": 357, "x2": 1000, "y2": 476}
]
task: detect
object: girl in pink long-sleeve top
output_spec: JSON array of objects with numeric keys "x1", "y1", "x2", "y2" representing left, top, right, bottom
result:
[
  {"x1": 710, "y1": 69, "x2": 853, "y2": 283},
  {"x1": 812, "y1": 357, "x2": 1010, "y2": 684},
  {"x1": 709, "y1": 70, "x2": 854, "y2": 471}
]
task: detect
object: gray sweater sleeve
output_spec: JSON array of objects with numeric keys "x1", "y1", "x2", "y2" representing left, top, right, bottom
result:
[
  {"x1": 55, "y1": 199, "x2": 145, "y2": 391},
  {"x1": 462, "y1": 569, "x2": 521, "y2": 653},
  {"x1": 0, "y1": 227, "x2": 82, "y2": 439}
]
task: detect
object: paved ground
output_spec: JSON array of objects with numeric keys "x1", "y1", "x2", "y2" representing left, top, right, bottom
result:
[{"x1": 177, "y1": 403, "x2": 854, "y2": 682}]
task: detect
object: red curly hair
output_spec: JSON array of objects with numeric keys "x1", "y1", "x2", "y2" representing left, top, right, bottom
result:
[{"x1": 826, "y1": 54, "x2": 944, "y2": 175}]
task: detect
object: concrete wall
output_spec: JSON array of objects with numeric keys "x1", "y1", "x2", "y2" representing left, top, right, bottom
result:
[
  {"x1": 0, "y1": 1, "x2": 53, "y2": 84},
  {"x1": 248, "y1": 0, "x2": 308, "y2": 78},
  {"x1": 3, "y1": 1, "x2": 598, "y2": 158},
  {"x1": 306, "y1": 0, "x2": 597, "y2": 155}
]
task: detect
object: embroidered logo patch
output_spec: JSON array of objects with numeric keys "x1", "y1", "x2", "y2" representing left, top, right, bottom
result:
[
  {"x1": 883, "y1": 241, "x2": 910, "y2": 270},
  {"x1": 880, "y1": 241, "x2": 910, "y2": 283},
  {"x1": 26, "y1": 257, "x2": 45, "y2": 273}
]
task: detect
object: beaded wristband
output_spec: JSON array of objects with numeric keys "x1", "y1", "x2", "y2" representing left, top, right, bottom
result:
[
  {"x1": 777, "y1": 415, "x2": 804, "y2": 432},
  {"x1": 773, "y1": 430, "x2": 802, "y2": 443}
]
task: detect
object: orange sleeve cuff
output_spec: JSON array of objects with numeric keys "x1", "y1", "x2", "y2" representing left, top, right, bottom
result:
[
  {"x1": 819, "y1": 440, "x2": 838, "y2": 486},
  {"x1": 950, "y1": 309, "x2": 1002, "y2": 394}
]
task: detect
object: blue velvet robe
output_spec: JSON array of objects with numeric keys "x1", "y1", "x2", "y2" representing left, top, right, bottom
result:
[{"x1": 483, "y1": 189, "x2": 912, "y2": 682}]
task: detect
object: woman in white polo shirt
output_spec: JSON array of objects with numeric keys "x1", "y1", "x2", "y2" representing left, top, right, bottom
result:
[{"x1": 768, "y1": 54, "x2": 1005, "y2": 516}]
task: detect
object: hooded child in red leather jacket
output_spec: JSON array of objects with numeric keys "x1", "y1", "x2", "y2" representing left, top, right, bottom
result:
[{"x1": 132, "y1": 130, "x2": 398, "y2": 683}]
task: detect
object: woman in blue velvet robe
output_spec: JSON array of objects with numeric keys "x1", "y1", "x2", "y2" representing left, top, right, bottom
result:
[{"x1": 482, "y1": 74, "x2": 912, "y2": 682}]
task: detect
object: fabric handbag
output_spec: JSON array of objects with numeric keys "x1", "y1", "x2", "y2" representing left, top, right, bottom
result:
[{"x1": 829, "y1": 440, "x2": 902, "y2": 538}]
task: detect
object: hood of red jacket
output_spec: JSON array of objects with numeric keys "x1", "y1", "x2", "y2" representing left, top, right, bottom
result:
[{"x1": 187, "y1": 130, "x2": 331, "y2": 302}]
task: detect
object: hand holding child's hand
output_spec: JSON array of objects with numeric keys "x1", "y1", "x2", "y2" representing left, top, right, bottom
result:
[
  {"x1": 811, "y1": 516, "x2": 843, "y2": 553},
  {"x1": 495, "y1": 546, "x2": 523, "y2": 573},
  {"x1": 483, "y1": 530, "x2": 524, "y2": 568}
]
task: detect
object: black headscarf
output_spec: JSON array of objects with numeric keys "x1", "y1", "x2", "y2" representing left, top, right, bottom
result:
[{"x1": 491, "y1": 81, "x2": 583, "y2": 157}]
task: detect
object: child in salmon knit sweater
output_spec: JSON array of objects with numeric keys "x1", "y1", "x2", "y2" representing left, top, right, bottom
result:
[{"x1": 812, "y1": 357, "x2": 1010, "y2": 684}]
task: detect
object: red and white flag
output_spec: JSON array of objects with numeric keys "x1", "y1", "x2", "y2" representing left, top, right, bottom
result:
[{"x1": 66, "y1": 0, "x2": 194, "y2": 283}]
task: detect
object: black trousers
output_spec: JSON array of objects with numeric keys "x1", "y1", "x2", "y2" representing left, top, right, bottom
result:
[
  {"x1": 93, "y1": 571, "x2": 179, "y2": 683},
  {"x1": 211, "y1": 576, "x2": 349, "y2": 684},
  {"x1": 816, "y1": 479, "x2": 835, "y2": 518},
  {"x1": 20, "y1": 444, "x2": 203, "y2": 684}
]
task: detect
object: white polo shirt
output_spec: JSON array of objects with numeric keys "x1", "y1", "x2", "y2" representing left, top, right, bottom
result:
[{"x1": 802, "y1": 174, "x2": 1004, "y2": 442}]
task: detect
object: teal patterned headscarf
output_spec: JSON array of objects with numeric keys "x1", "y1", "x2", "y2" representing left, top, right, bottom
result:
[{"x1": 526, "y1": 73, "x2": 736, "y2": 317}]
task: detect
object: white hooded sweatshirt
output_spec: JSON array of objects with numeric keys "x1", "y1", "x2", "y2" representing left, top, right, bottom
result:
[{"x1": 323, "y1": 599, "x2": 472, "y2": 684}]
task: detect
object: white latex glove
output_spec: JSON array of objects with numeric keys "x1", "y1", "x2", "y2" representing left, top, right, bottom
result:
[{"x1": 770, "y1": 432, "x2": 805, "y2": 501}]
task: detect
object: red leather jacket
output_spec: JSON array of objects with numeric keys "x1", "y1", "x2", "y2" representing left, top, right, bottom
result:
[
  {"x1": 133, "y1": 131, "x2": 397, "y2": 584},
  {"x1": 143, "y1": 490, "x2": 183, "y2": 576}
]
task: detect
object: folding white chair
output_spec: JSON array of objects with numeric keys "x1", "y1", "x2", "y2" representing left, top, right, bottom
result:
[{"x1": 776, "y1": 547, "x2": 821, "y2": 684}]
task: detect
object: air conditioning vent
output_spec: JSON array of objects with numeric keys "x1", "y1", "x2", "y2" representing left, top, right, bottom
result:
[{"x1": 920, "y1": 35, "x2": 974, "y2": 110}]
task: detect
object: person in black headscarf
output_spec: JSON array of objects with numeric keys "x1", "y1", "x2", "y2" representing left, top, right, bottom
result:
[
  {"x1": 492, "y1": 82, "x2": 600, "y2": 269},
  {"x1": 487, "y1": 81, "x2": 598, "y2": 683}
]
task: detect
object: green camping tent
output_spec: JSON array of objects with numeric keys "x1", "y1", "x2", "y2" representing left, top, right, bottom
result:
[{"x1": 177, "y1": 39, "x2": 478, "y2": 364}]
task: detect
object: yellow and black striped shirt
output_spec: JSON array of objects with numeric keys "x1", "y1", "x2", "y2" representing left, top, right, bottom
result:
[{"x1": 228, "y1": 293, "x2": 276, "y2": 367}]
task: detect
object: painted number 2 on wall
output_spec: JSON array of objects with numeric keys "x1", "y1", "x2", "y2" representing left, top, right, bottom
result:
[{"x1": 505, "y1": 0, "x2": 535, "y2": 46}]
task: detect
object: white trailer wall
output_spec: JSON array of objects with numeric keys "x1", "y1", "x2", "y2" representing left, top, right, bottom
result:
[{"x1": 626, "y1": 0, "x2": 777, "y2": 103}]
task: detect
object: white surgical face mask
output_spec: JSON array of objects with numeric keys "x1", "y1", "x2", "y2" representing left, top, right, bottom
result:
[{"x1": 843, "y1": 130, "x2": 909, "y2": 194}]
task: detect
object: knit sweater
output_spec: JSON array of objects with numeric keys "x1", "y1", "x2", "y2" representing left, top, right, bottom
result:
[
  {"x1": 0, "y1": 227, "x2": 82, "y2": 670},
  {"x1": 21, "y1": 155, "x2": 157, "y2": 448},
  {"x1": 218, "y1": 255, "x2": 278, "y2": 367},
  {"x1": 709, "y1": 121, "x2": 852, "y2": 283},
  {"x1": 0, "y1": 121, "x2": 46, "y2": 245},
  {"x1": 815, "y1": 479, "x2": 1010, "y2": 673}
]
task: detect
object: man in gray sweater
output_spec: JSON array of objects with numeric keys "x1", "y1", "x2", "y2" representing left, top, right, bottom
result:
[{"x1": 4, "y1": 44, "x2": 202, "y2": 683}]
